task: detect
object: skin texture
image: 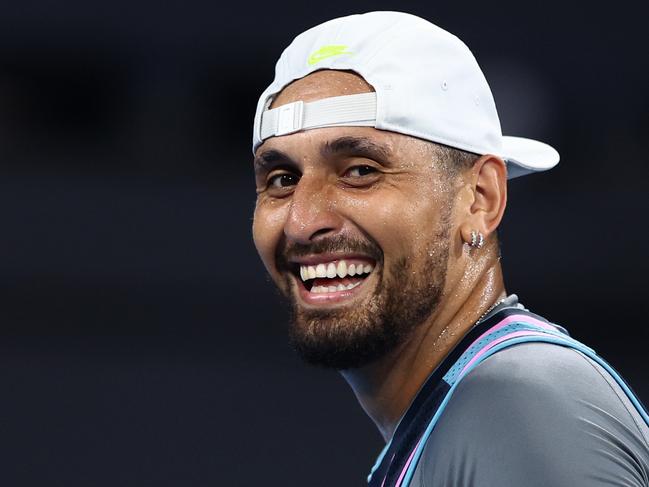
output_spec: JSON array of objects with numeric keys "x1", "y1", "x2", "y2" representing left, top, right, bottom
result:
[{"x1": 252, "y1": 70, "x2": 509, "y2": 441}]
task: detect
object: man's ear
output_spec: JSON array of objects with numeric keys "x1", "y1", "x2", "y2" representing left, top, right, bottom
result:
[{"x1": 459, "y1": 155, "x2": 507, "y2": 243}]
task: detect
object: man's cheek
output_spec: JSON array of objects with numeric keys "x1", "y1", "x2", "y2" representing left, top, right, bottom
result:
[
  {"x1": 252, "y1": 226, "x2": 286, "y2": 292},
  {"x1": 252, "y1": 228, "x2": 275, "y2": 278}
]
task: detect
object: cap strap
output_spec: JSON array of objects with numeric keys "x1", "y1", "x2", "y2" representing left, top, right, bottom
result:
[{"x1": 260, "y1": 92, "x2": 377, "y2": 141}]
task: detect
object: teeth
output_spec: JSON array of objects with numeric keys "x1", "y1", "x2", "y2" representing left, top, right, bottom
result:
[
  {"x1": 309, "y1": 281, "x2": 363, "y2": 294},
  {"x1": 299, "y1": 260, "x2": 375, "y2": 281},
  {"x1": 307, "y1": 266, "x2": 316, "y2": 280}
]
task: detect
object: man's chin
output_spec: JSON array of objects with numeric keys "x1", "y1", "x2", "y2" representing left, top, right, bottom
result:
[
  {"x1": 288, "y1": 318, "x2": 399, "y2": 370},
  {"x1": 286, "y1": 289, "x2": 402, "y2": 370}
]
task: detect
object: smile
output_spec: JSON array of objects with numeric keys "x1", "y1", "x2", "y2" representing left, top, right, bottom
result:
[{"x1": 289, "y1": 256, "x2": 377, "y2": 305}]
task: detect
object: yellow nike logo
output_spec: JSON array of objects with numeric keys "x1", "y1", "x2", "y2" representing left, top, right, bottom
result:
[{"x1": 307, "y1": 45, "x2": 352, "y2": 65}]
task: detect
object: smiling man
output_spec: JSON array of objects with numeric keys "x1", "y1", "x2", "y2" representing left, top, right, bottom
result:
[{"x1": 251, "y1": 12, "x2": 649, "y2": 487}]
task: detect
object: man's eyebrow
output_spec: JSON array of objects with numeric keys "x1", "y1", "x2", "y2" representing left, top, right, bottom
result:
[
  {"x1": 253, "y1": 136, "x2": 392, "y2": 171},
  {"x1": 253, "y1": 149, "x2": 295, "y2": 172},
  {"x1": 321, "y1": 136, "x2": 392, "y2": 163}
]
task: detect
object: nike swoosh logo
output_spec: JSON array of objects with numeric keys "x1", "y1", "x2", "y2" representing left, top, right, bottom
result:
[{"x1": 308, "y1": 45, "x2": 352, "y2": 65}]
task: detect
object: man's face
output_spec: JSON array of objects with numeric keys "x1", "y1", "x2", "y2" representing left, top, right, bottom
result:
[{"x1": 252, "y1": 71, "x2": 462, "y2": 370}]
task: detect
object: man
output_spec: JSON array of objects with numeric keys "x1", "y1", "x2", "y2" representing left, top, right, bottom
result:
[{"x1": 251, "y1": 11, "x2": 649, "y2": 486}]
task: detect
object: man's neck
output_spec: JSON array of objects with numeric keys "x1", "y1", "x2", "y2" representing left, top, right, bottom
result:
[{"x1": 341, "y1": 255, "x2": 506, "y2": 442}]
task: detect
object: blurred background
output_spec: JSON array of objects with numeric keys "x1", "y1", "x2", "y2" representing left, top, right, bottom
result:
[{"x1": 0, "y1": 0, "x2": 647, "y2": 485}]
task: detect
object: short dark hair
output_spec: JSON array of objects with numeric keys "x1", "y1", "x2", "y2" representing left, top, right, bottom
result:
[{"x1": 434, "y1": 143, "x2": 480, "y2": 178}]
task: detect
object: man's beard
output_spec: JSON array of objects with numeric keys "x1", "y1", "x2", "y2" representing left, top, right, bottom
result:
[{"x1": 277, "y1": 207, "x2": 452, "y2": 370}]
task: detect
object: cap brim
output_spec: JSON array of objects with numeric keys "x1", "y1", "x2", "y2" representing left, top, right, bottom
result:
[{"x1": 501, "y1": 135, "x2": 560, "y2": 179}]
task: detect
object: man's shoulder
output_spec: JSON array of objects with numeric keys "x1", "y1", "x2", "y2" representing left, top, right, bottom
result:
[
  {"x1": 411, "y1": 342, "x2": 649, "y2": 487},
  {"x1": 450, "y1": 341, "x2": 647, "y2": 435},
  {"x1": 460, "y1": 340, "x2": 605, "y2": 395}
]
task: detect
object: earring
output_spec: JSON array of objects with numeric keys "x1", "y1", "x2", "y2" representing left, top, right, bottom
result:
[{"x1": 469, "y1": 230, "x2": 484, "y2": 249}]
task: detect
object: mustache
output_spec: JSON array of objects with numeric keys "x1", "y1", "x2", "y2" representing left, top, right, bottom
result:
[{"x1": 276, "y1": 235, "x2": 383, "y2": 271}]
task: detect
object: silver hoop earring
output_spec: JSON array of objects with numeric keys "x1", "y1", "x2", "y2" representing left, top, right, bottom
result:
[{"x1": 469, "y1": 230, "x2": 484, "y2": 248}]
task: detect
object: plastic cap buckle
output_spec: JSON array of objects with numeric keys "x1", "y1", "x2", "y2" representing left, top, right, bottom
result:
[{"x1": 275, "y1": 100, "x2": 304, "y2": 136}]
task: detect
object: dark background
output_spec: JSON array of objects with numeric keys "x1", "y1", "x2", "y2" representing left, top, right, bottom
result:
[{"x1": 0, "y1": 1, "x2": 647, "y2": 485}]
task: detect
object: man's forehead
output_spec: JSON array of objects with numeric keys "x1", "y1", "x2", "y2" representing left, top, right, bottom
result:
[
  {"x1": 269, "y1": 70, "x2": 374, "y2": 109},
  {"x1": 254, "y1": 127, "x2": 395, "y2": 167}
]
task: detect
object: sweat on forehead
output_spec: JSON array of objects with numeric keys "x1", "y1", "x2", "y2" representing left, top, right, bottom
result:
[{"x1": 269, "y1": 70, "x2": 375, "y2": 109}]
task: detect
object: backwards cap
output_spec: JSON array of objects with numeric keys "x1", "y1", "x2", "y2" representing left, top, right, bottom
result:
[{"x1": 252, "y1": 11, "x2": 559, "y2": 179}]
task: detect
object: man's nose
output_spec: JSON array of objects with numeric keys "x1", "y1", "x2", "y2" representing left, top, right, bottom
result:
[{"x1": 284, "y1": 176, "x2": 342, "y2": 245}]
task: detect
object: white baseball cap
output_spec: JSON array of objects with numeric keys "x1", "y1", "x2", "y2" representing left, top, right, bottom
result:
[{"x1": 252, "y1": 11, "x2": 559, "y2": 179}]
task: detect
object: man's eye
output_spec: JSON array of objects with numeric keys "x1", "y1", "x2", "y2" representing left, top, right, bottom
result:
[
  {"x1": 269, "y1": 173, "x2": 299, "y2": 188},
  {"x1": 345, "y1": 165, "x2": 377, "y2": 178}
]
